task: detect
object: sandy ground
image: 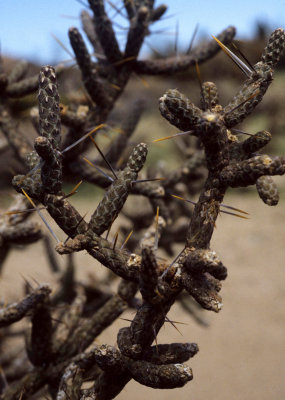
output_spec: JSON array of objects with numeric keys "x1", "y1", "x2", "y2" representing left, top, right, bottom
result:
[{"x1": 1, "y1": 191, "x2": 285, "y2": 400}]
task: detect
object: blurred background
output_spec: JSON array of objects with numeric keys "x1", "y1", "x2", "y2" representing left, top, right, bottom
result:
[
  {"x1": 0, "y1": 1, "x2": 285, "y2": 400},
  {"x1": 1, "y1": 0, "x2": 285, "y2": 63}
]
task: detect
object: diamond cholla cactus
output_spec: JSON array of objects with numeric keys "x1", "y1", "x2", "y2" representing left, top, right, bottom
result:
[
  {"x1": 88, "y1": 143, "x2": 148, "y2": 235},
  {"x1": 256, "y1": 175, "x2": 279, "y2": 205},
  {"x1": 160, "y1": 28, "x2": 285, "y2": 204},
  {"x1": 1, "y1": 1, "x2": 285, "y2": 398}
]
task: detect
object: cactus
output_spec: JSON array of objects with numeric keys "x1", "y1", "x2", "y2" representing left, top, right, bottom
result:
[{"x1": 0, "y1": 1, "x2": 284, "y2": 399}]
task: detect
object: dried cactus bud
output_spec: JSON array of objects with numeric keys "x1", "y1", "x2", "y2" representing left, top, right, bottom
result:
[
  {"x1": 159, "y1": 89, "x2": 202, "y2": 131},
  {"x1": 242, "y1": 130, "x2": 271, "y2": 154},
  {"x1": 26, "y1": 300, "x2": 53, "y2": 366},
  {"x1": 6, "y1": 75, "x2": 39, "y2": 97},
  {"x1": 89, "y1": 144, "x2": 147, "y2": 236},
  {"x1": 104, "y1": 98, "x2": 145, "y2": 166},
  {"x1": 201, "y1": 81, "x2": 219, "y2": 110},
  {"x1": 57, "y1": 362, "x2": 83, "y2": 399},
  {"x1": 124, "y1": 6, "x2": 149, "y2": 59},
  {"x1": 182, "y1": 271, "x2": 223, "y2": 313},
  {"x1": 68, "y1": 27, "x2": 109, "y2": 107},
  {"x1": 88, "y1": 0, "x2": 122, "y2": 63},
  {"x1": 184, "y1": 249, "x2": 227, "y2": 280},
  {"x1": 0, "y1": 285, "x2": 51, "y2": 328},
  {"x1": 1, "y1": 220, "x2": 42, "y2": 245},
  {"x1": 68, "y1": 27, "x2": 93, "y2": 73},
  {"x1": 256, "y1": 175, "x2": 279, "y2": 206},
  {"x1": 34, "y1": 136, "x2": 62, "y2": 194},
  {"x1": 38, "y1": 66, "x2": 61, "y2": 149},
  {"x1": 223, "y1": 62, "x2": 273, "y2": 128},
  {"x1": 25, "y1": 150, "x2": 40, "y2": 170},
  {"x1": 45, "y1": 195, "x2": 88, "y2": 237},
  {"x1": 12, "y1": 173, "x2": 43, "y2": 199},
  {"x1": 126, "y1": 142, "x2": 148, "y2": 172},
  {"x1": 123, "y1": 0, "x2": 136, "y2": 19},
  {"x1": 0, "y1": 73, "x2": 8, "y2": 93},
  {"x1": 127, "y1": 359, "x2": 193, "y2": 389},
  {"x1": 37, "y1": 67, "x2": 63, "y2": 194},
  {"x1": 220, "y1": 155, "x2": 285, "y2": 188},
  {"x1": 88, "y1": 171, "x2": 134, "y2": 236},
  {"x1": 150, "y1": 4, "x2": 167, "y2": 22},
  {"x1": 117, "y1": 327, "x2": 143, "y2": 359},
  {"x1": 139, "y1": 246, "x2": 159, "y2": 304},
  {"x1": 261, "y1": 28, "x2": 285, "y2": 68},
  {"x1": 134, "y1": 26, "x2": 236, "y2": 75},
  {"x1": 91, "y1": 344, "x2": 124, "y2": 371},
  {"x1": 7, "y1": 60, "x2": 28, "y2": 85},
  {"x1": 80, "y1": 10, "x2": 103, "y2": 55},
  {"x1": 142, "y1": 343, "x2": 199, "y2": 364},
  {"x1": 141, "y1": 0, "x2": 155, "y2": 9}
]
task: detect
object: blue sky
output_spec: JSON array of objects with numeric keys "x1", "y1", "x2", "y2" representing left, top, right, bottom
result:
[{"x1": 1, "y1": 0, "x2": 284, "y2": 64}]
